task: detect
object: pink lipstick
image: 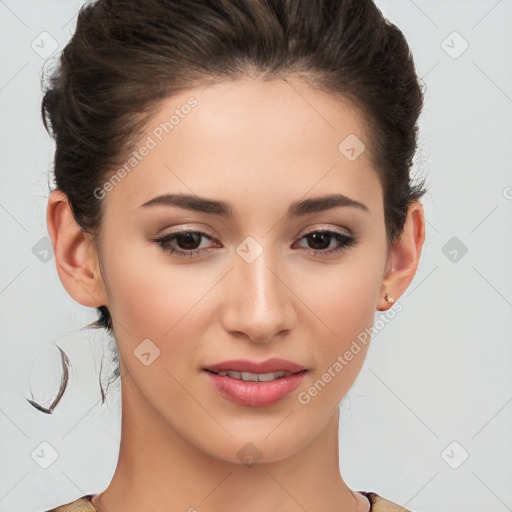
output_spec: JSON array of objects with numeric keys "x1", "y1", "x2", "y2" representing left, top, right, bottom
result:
[{"x1": 203, "y1": 358, "x2": 307, "y2": 407}]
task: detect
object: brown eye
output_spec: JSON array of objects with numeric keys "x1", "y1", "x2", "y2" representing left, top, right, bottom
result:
[
  {"x1": 295, "y1": 230, "x2": 357, "y2": 256},
  {"x1": 153, "y1": 231, "x2": 219, "y2": 257},
  {"x1": 174, "y1": 232, "x2": 203, "y2": 250},
  {"x1": 305, "y1": 232, "x2": 333, "y2": 250}
]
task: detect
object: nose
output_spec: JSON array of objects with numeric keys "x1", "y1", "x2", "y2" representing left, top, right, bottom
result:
[{"x1": 220, "y1": 246, "x2": 296, "y2": 343}]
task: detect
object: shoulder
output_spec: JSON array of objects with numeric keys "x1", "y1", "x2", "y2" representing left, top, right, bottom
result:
[
  {"x1": 45, "y1": 495, "x2": 98, "y2": 512},
  {"x1": 360, "y1": 491, "x2": 414, "y2": 511},
  {"x1": 45, "y1": 491, "x2": 413, "y2": 512}
]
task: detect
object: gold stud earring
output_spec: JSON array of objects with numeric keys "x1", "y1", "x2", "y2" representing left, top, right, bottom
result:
[{"x1": 384, "y1": 293, "x2": 394, "y2": 305}]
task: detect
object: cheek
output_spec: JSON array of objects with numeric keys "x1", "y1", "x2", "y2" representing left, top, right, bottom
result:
[
  {"x1": 292, "y1": 261, "x2": 381, "y2": 407},
  {"x1": 293, "y1": 249, "x2": 385, "y2": 396},
  {"x1": 299, "y1": 252, "x2": 383, "y2": 336},
  {"x1": 100, "y1": 239, "x2": 197, "y2": 341}
]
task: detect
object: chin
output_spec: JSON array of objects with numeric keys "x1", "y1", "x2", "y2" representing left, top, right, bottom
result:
[{"x1": 188, "y1": 426, "x2": 313, "y2": 467}]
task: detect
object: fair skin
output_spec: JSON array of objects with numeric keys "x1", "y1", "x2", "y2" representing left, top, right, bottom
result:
[{"x1": 47, "y1": 77, "x2": 424, "y2": 512}]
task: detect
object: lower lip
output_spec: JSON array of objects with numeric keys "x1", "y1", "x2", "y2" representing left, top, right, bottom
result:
[{"x1": 204, "y1": 370, "x2": 307, "y2": 407}]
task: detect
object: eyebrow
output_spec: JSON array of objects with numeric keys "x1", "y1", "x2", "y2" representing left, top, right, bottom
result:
[{"x1": 139, "y1": 193, "x2": 369, "y2": 217}]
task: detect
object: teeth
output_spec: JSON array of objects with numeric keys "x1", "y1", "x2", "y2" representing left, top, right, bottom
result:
[{"x1": 215, "y1": 370, "x2": 292, "y2": 381}]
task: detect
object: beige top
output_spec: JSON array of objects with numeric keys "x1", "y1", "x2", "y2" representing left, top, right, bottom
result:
[{"x1": 46, "y1": 491, "x2": 413, "y2": 511}]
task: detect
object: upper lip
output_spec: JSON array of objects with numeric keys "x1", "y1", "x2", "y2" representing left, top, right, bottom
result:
[{"x1": 204, "y1": 358, "x2": 306, "y2": 374}]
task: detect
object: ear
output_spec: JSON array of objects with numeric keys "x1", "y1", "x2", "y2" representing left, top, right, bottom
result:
[
  {"x1": 377, "y1": 200, "x2": 425, "y2": 311},
  {"x1": 46, "y1": 189, "x2": 108, "y2": 308}
]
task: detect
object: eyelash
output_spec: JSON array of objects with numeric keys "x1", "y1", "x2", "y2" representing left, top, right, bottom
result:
[{"x1": 152, "y1": 229, "x2": 358, "y2": 258}]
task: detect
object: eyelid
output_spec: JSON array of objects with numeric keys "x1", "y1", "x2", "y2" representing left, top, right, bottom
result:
[
  {"x1": 156, "y1": 224, "x2": 217, "y2": 238},
  {"x1": 297, "y1": 224, "x2": 352, "y2": 238}
]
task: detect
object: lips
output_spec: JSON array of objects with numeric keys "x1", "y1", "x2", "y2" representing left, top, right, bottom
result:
[
  {"x1": 203, "y1": 358, "x2": 306, "y2": 375},
  {"x1": 204, "y1": 369, "x2": 307, "y2": 407}
]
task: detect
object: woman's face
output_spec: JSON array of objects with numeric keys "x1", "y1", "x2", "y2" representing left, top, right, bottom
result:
[{"x1": 94, "y1": 77, "x2": 389, "y2": 462}]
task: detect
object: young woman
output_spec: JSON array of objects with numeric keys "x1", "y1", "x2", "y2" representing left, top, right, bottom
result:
[{"x1": 39, "y1": 0, "x2": 426, "y2": 510}]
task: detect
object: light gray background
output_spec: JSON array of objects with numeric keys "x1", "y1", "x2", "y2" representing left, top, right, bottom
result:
[{"x1": 1, "y1": 1, "x2": 511, "y2": 511}]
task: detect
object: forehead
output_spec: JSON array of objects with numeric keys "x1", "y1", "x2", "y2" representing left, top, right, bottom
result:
[{"x1": 102, "y1": 77, "x2": 383, "y2": 217}]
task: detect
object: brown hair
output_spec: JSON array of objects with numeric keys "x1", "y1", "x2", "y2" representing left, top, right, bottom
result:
[{"x1": 34, "y1": 0, "x2": 427, "y2": 412}]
